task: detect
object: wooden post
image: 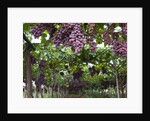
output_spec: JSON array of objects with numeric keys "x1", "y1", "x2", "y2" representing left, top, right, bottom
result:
[
  {"x1": 26, "y1": 47, "x2": 33, "y2": 98},
  {"x1": 23, "y1": 33, "x2": 35, "y2": 98}
]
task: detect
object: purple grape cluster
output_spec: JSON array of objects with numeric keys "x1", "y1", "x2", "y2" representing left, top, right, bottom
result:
[
  {"x1": 89, "y1": 41, "x2": 97, "y2": 52},
  {"x1": 51, "y1": 23, "x2": 74, "y2": 47},
  {"x1": 122, "y1": 24, "x2": 127, "y2": 36},
  {"x1": 38, "y1": 73, "x2": 45, "y2": 85},
  {"x1": 103, "y1": 32, "x2": 111, "y2": 45},
  {"x1": 89, "y1": 66, "x2": 100, "y2": 76},
  {"x1": 87, "y1": 34, "x2": 96, "y2": 41},
  {"x1": 68, "y1": 80, "x2": 86, "y2": 91},
  {"x1": 112, "y1": 40, "x2": 127, "y2": 57},
  {"x1": 119, "y1": 23, "x2": 127, "y2": 36},
  {"x1": 102, "y1": 23, "x2": 127, "y2": 57},
  {"x1": 86, "y1": 23, "x2": 97, "y2": 52},
  {"x1": 68, "y1": 80, "x2": 85, "y2": 91},
  {"x1": 39, "y1": 60, "x2": 46, "y2": 69},
  {"x1": 73, "y1": 69, "x2": 83, "y2": 81},
  {"x1": 69, "y1": 24, "x2": 87, "y2": 53},
  {"x1": 52, "y1": 23, "x2": 86, "y2": 53},
  {"x1": 30, "y1": 55, "x2": 36, "y2": 64},
  {"x1": 30, "y1": 23, "x2": 56, "y2": 39}
]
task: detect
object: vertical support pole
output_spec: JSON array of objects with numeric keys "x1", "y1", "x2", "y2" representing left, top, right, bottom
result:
[
  {"x1": 116, "y1": 71, "x2": 120, "y2": 98},
  {"x1": 26, "y1": 47, "x2": 32, "y2": 98},
  {"x1": 113, "y1": 60, "x2": 120, "y2": 98}
]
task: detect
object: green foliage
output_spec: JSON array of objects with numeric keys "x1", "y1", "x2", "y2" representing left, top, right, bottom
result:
[
  {"x1": 23, "y1": 23, "x2": 127, "y2": 98},
  {"x1": 23, "y1": 23, "x2": 36, "y2": 32}
]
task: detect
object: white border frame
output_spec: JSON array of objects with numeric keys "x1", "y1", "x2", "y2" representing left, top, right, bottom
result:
[{"x1": 8, "y1": 8, "x2": 142, "y2": 113}]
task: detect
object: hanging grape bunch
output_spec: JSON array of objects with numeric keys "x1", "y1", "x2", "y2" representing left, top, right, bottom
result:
[
  {"x1": 103, "y1": 32, "x2": 111, "y2": 45},
  {"x1": 102, "y1": 23, "x2": 127, "y2": 58},
  {"x1": 51, "y1": 23, "x2": 74, "y2": 47},
  {"x1": 68, "y1": 67, "x2": 85, "y2": 91},
  {"x1": 69, "y1": 23, "x2": 87, "y2": 53},
  {"x1": 112, "y1": 40, "x2": 127, "y2": 57},
  {"x1": 38, "y1": 73, "x2": 45, "y2": 85},
  {"x1": 86, "y1": 23, "x2": 97, "y2": 52},
  {"x1": 30, "y1": 55, "x2": 36, "y2": 64},
  {"x1": 39, "y1": 60, "x2": 46, "y2": 69},
  {"x1": 52, "y1": 23, "x2": 97, "y2": 53},
  {"x1": 120, "y1": 23, "x2": 127, "y2": 36},
  {"x1": 68, "y1": 80, "x2": 85, "y2": 91},
  {"x1": 30, "y1": 23, "x2": 56, "y2": 39},
  {"x1": 89, "y1": 41, "x2": 97, "y2": 52},
  {"x1": 73, "y1": 68, "x2": 83, "y2": 81}
]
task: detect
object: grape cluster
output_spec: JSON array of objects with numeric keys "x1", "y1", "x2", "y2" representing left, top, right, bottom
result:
[
  {"x1": 31, "y1": 23, "x2": 56, "y2": 39},
  {"x1": 122, "y1": 24, "x2": 127, "y2": 36},
  {"x1": 73, "y1": 69, "x2": 83, "y2": 81},
  {"x1": 87, "y1": 34, "x2": 96, "y2": 41},
  {"x1": 52, "y1": 23, "x2": 86, "y2": 53},
  {"x1": 112, "y1": 40, "x2": 127, "y2": 57},
  {"x1": 86, "y1": 23, "x2": 97, "y2": 52},
  {"x1": 86, "y1": 33, "x2": 97, "y2": 52},
  {"x1": 30, "y1": 55, "x2": 36, "y2": 64},
  {"x1": 69, "y1": 24, "x2": 87, "y2": 53},
  {"x1": 89, "y1": 66, "x2": 100, "y2": 76},
  {"x1": 119, "y1": 23, "x2": 124, "y2": 27},
  {"x1": 38, "y1": 73, "x2": 45, "y2": 85},
  {"x1": 68, "y1": 80, "x2": 85, "y2": 91},
  {"x1": 89, "y1": 41, "x2": 97, "y2": 52},
  {"x1": 119, "y1": 23, "x2": 127, "y2": 36},
  {"x1": 52, "y1": 23, "x2": 98, "y2": 53},
  {"x1": 103, "y1": 25, "x2": 127, "y2": 58},
  {"x1": 39, "y1": 60, "x2": 46, "y2": 69},
  {"x1": 52, "y1": 23, "x2": 73, "y2": 47},
  {"x1": 103, "y1": 32, "x2": 111, "y2": 45}
]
